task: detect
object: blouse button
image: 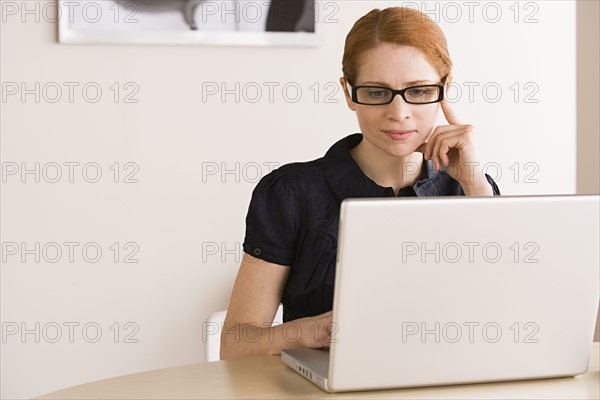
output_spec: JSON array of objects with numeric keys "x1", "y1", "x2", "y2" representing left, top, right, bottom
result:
[
  {"x1": 254, "y1": 248, "x2": 262, "y2": 256},
  {"x1": 244, "y1": 244, "x2": 252, "y2": 252}
]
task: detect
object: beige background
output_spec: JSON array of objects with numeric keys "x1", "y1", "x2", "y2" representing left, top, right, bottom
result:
[
  {"x1": 1, "y1": 1, "x2": 598, "y2": 398},
  {"x1": 577, "y1": 0, "x2": 600, "y2": 341}
]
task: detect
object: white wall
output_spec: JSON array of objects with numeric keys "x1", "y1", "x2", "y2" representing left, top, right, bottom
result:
[{"x1": 0, "y1": 1, "x2": 580, "y2": 398}]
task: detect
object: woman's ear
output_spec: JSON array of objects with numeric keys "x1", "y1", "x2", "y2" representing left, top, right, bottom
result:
[{"x1": 339, "y1": 77, "x2": 357, "y2": 111}]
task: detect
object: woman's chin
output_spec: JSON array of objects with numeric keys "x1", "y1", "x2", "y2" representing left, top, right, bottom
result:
[{"x1": 385, "y1": 143, "x2": 422, "y2": 158}]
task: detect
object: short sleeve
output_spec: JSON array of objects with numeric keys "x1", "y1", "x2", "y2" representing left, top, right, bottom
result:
[{"x1": 242, "y1": 168, "x2": 303, "y2": 266}]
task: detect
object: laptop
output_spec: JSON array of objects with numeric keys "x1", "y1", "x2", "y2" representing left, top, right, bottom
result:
[{"x1": 281, "y1": 194, "x2": 600, "y2": 393}]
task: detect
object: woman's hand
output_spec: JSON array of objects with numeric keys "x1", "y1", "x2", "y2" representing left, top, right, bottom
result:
[
  {"x1": 415, "y1": 100, "x2": 493, "y2": 195},
  {"x1": 292, "y1": 311, "x2": 334, "y2": 349}
]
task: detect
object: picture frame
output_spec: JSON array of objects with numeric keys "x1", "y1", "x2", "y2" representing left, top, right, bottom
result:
[{"x1": 58, "y1": 0, "x2": 325, "y2": 47}]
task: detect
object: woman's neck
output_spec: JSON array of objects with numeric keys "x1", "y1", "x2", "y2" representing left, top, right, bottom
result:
[{"x1": 349, "y1": 139, "x2": 425, "y2": 195}]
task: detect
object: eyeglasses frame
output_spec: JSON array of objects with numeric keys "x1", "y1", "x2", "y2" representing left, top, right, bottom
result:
[{"x1": 347, "y1": 82, "x2": 445, "y2": 105}]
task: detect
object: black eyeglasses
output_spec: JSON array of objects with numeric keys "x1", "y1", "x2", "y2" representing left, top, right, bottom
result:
[{"x1": 349, "y1": 83, "x2": 445, "y2": 105}]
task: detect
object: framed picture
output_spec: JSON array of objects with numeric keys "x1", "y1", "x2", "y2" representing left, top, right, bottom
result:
[{"x1": 58, "y1": 0, "x2": 323, "y2": 46}]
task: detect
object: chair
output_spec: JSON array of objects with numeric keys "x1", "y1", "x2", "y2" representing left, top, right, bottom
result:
[{"x1": 202, "y1": 304, "x2": 284, "y2": 362}]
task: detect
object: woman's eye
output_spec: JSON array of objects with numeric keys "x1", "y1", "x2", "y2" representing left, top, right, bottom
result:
[
  {"x1": 407, "y1": 89, "x2": 426, "y2": 96},
  {"x1": 368, "y1": 90, "x2": 387, "y2": 98}
]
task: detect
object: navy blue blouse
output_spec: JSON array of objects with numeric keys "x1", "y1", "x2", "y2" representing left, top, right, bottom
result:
[{"x1": 242, "y1": 133, "x2": 501, "y2": 322}]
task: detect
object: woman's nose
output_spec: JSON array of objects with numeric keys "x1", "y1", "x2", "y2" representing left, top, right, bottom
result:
[{"x1": 386, "y1": 94, "x2": 412, "y2": 120}]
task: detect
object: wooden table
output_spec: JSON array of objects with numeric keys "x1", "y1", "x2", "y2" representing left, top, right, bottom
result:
[{"x1": 38, "y1": 343, "x2": 600, "y2": 399}]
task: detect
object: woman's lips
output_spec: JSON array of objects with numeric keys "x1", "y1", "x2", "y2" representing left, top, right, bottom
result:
[{"x1": 383, "y1": 130, "x2": 416, "y2": 141}]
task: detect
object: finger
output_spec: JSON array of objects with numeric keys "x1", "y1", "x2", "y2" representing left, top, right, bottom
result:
[
  {"x1": 423, "y1": 126, "x2": 448, "y2": 160},
  {"x1": 424, "y1": 134, "x2": 436, "y2": 160},
  {"x1": 431, "y1": 134, "x2": 442, "y2": 170},
  {"x1": 430, "y1": 128, "x2": 448, "y2": 168},
  {"x1": 439, "y1": 142, "x2": 451, "y2": 167},
  {"x1": 431, "y1": 129, "x2": 460, "y2": 170},
  {"x1": 435, "y1": 132, "x2": 463, "y2": 168},
  {"x1": 441, "y1": 99, "x2": 462, "y2": 125},
  {"x1": 422, "y1": 127, "x2": 440, "y2": 159}
]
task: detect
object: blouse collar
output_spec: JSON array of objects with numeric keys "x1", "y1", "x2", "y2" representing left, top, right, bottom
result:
[{"x1": 322, "y1": 133, "x2": 444, "y2": 200}]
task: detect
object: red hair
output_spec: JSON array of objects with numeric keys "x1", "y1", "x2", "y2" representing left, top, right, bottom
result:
[{"x1": 342, "y1": 7, "x2": 453, "y2": 86}]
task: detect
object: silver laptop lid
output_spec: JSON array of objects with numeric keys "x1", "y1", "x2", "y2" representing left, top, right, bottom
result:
[{"x1": 329, "y1": 195, "x2": 599, "y2": 392}]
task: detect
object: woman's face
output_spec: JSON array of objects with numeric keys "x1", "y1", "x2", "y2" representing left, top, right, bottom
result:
[{"x1": 342, "y1": 43, "x2": 442, "y2": 158}]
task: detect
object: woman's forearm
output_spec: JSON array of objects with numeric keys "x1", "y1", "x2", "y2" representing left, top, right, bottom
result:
[
  {"x1": 220, "y1": 311, "x2": 332, "y2": 360},
  {"x1": 219, "y1": 321, "x2": 304, "y2": 360}
]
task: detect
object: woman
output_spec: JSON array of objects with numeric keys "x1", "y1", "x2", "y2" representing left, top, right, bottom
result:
[{"x1": 220, "y1": 6, "x2": 500, "y2": 360}]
